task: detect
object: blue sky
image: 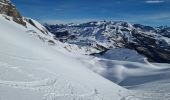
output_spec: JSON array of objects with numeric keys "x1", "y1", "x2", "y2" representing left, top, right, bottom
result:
[{"x1": 12, "y1": 0, "x2": 170, "y2": 26}]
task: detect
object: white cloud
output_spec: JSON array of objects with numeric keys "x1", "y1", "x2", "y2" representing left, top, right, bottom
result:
[{"x1": 145, "y1": 0, "x2": 165, "y2": 3}]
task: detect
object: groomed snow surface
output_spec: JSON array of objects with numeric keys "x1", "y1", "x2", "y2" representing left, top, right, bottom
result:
[{"x1": 0, "y1": 15, "x2": 170, "y2": 100}]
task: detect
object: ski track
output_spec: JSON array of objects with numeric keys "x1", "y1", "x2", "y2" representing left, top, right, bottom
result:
[
  {"x1": 0, "y1": 76, "x2": 109, "y2": 100},
  {"x1": 0, "y1": 59, "x2": 109, "y2": 100},
  {"x1": 0, "y1": 61, "x2": 39, "y2": 80},
  {"x1": 0, "y1": 56, "x2": 170, "y2": 100},
  {"x1": 0, "y1": 16, "x2": 170, "y2": 99},
  {"x1": 0, "y1": 65, "x2": 169, "y2": 100}
]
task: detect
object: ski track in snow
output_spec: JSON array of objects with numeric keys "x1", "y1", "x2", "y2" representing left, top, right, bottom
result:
[
  {"x1": 1, "y1": 60, "x2": 170, "y2": 100},
  {"x1": 0, "y1": 49, "x2": 170, "y2": 100},
  {"x1": 0, "y1": 60, "x2": 108, "y2": 100},
  {"x1": 1, "y1": 13, "x2": 170, "y2": 100},
  {"x1": 0, "y1": 73, "x2": 107, "y2": 100}
]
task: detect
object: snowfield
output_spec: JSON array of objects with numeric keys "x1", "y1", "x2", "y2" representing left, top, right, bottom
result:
[
  {"x1": 1, "y1": 14, "x2": 170, "y2": 100},
  {"x1": 0, "y1": 15, "x2": 127, "y2": 100}
]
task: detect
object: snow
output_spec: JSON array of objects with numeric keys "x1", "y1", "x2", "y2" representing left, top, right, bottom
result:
[
  {"x1": 95, "y1": 48, "x2": 146, "y2": 63},
  {"x1": 46, "y1": 21, "x2": 170, "y2": 56},
  {"x1": 0, "y1": 14, "x2": 128, "y2": 100},
  {"x1": 1, "y1": 14, "x2": 170, "y2": 100},
  {"x1": 75, "y1": 54, "x2": 170, "y2": 85}
]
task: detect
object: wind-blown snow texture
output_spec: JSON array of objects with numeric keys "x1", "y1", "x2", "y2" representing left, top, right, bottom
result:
[
  {"x1": 1, "y1": 15, "x2": 170, "y2": 100},
  {"x1": 0, "y1": 14, "x2": 128, "y2": 100},
  {"x1": 1, "y1": 1, "x2": 170, "y2": 100}
]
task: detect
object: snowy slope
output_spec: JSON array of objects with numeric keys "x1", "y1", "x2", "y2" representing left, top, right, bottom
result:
[
  {"x1": 71, "y1": 53, "x2": 170, "y2": 86},
  {"x1": 69, "y1": 53, "x2": 170, "y2": 100},
  {"x1": 1, "y1": 0, "x2": 170, "y2": 99},
  {"x1": 0, "y1": 14, "x2": 130, "y2": 100},
  {"x1": 1, "y1": 11, "x2": 170, "y2": 100},
  {"x1": 94, "y1": 48, "x2": 146, "y2": 62}
]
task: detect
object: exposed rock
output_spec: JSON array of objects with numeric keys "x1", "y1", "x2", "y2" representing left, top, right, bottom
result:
[
  {"x1": 0, "y1": 0, "x2": 26, "y2": 26},
  {"x1": 25, "y1": 18, "x2": 49, "y2": 35}
]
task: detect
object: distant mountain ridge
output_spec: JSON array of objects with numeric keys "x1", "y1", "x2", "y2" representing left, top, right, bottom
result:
[
  {"x1": 1, "y1": 0, "x2": 170, "y2": 63},
  {"x1": 0, "y1": 1, "x2": 131, "y2": 100},
  {"x1": 2, "y1": 1, "x2": 170, "y2": 100},
  {"x1": 45, "y1": 21, "x2": 170, "y2": 63}
]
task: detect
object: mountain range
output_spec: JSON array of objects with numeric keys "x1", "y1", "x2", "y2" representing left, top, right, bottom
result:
[
  {"x1": 1, "y1": 0, "x2": 170, "y2": 100},
  {"x1": 45, "y1": 22, "x2": 170, "y2": 63}
]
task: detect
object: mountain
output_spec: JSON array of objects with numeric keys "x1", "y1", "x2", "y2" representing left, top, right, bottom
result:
[
  {"x1": 0, "y1": 0, "x2": 26, "y2": 26},
  {"x1": 0, "y1": 1, "x2": 130, "y2": 100},
  {"x1": 1, "y1": 0, "x2": 170, "y2": 100},
  {"x1": 45, "y1": 21, "x2": 170, "y2": 63}
]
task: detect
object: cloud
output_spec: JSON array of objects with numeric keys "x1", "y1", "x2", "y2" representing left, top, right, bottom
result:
[
  {"x1": 41, "y1": 19, "x2": 100, "y2": 24},
  {"x1": 148, "y1": 13, "x2": 170, "y2": 20},
  {"x1": 145, "y1": 0, "x2": 165, "y2": 4},
  {"x1": 55, "y1": 8, "x2": 64, "y2": 11},
  {"x1": 126, "y1": 12, "x2": 170, "y2": 22}
]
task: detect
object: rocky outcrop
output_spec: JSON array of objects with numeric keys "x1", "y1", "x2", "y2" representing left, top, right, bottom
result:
[
  {"x1": 25, "y1": 18, "x2": 49, "y2": 35},
  {"x1": 0, "y1": 0, "x2": 26, "y2": 26}
]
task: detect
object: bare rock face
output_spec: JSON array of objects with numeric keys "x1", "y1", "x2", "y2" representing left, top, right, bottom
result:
[{"x1": 0, "y1": 0, "x2": 26, "y2": 26}]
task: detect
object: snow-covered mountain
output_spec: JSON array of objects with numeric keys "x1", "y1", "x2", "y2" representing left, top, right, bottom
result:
[
  {"x1": 1, "y1": 0, "x2": 170, "y2": 100},
  {"x1": 45, "y1": 21, "x2": 170, "y2": 63},
  {"x1": 0, "y1": 1, "x2": 129, "y2": 100}
]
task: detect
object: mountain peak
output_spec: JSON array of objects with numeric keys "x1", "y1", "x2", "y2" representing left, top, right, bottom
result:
[{"x1": 0, "y1": 0, "x2": 26, "y2": 26}]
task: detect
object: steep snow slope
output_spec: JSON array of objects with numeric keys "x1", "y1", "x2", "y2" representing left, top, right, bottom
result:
[
  {"x1": 0, "y1": 14, "x2": 129, "y2": 100},
  {"x1": 1, "y1": 0, "x2": 170, "y2": 99},
  {"x1": 1, "y1": 11, "x2": 170, "y2": 100}
]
